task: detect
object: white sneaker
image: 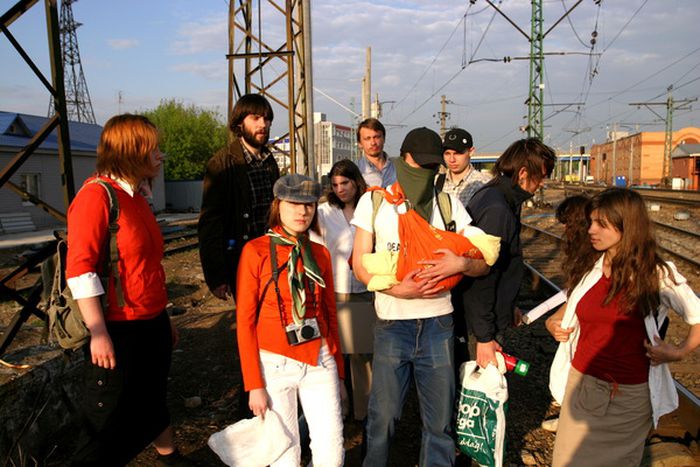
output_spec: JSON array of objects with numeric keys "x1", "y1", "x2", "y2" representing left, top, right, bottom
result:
[{"x1": 541, "y1": 418, "x2": 559, "y2": 432}]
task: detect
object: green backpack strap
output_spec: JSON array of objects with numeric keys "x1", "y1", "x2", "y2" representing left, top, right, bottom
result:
[
  {"x1": 436, "y1": 191, "x2": 455, "y2": 232},
  {"x1": 89, "y1": 179, "x2": 125, "y2": 307},
  {"x1": 371, "y1": 190, "x2": 384, "y2": 232}
]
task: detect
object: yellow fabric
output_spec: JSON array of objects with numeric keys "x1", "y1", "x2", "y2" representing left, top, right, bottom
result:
[
  {"x1": 363, "y1": 251, "x2": 400, "y2": 292},
  {"x1": 367, "y1": 275, "x2": 400, "y2": 292},
  {"x1": 361, "y1": 232, "x2": 500, "y2": 292},
  {"x1": 466, "y1": 232, "x2": 501, "y2": 266}
]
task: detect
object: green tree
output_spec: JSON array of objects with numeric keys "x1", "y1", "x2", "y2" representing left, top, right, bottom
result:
[{"x1": 142, "y1": 99, "x2": 227, "y2": 180}]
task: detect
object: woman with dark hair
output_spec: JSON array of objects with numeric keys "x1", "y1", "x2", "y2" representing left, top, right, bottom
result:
[
  {"x1": 236, "y1": 174, "x2": 346, "y2": 466},
  {"x1": 546, "y1": 188, "x2": 700, "y2": 466},
  {"x1": 314, "y1": 159, "x2": 373, "y2": 421},
  {"x1": 555, "y1": 194, "x2": 596, "y2": 290},
  {"x1": 67, "y1": 114, "x2": 191, "y2": 466},
  {"x1": 462, "y1": 137, "x2": 557, "y2": 368}
]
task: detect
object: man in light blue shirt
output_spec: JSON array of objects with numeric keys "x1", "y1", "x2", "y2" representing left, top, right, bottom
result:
[{"x1": 356, "y1": 118, "x2": 396, "y2": 188}]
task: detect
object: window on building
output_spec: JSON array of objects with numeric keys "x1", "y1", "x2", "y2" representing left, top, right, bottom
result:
[{"x1": 20, "y1": 173, "x2": 40, "y2": 204}]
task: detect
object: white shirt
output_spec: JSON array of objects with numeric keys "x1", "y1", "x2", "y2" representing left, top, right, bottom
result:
[
  {"x1": 548, "y1": 255, "x2": 700, "y2": 427},
  {"x1": 313, "y1": 202, "x2": 367, "y2": 294},
  {"x1": 351, "y1": 186, "x2": 485, "y2": 320}
]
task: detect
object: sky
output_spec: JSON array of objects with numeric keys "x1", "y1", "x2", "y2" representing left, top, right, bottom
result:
[{"x1": 2, "y1": 0, "x2": 699, "y2": 156}]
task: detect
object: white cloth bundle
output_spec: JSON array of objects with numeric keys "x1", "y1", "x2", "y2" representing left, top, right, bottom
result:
[{"x1": 208, "y1": 410, "x2": 293, "y2": 467}]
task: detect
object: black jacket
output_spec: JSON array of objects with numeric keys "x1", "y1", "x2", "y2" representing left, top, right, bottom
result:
[
  {"x1": 198, "y1": 139, "x2": 280, "y2": 294},
  {"x1": 460, "y1": 176, "x2": 533, "y2": 343}
]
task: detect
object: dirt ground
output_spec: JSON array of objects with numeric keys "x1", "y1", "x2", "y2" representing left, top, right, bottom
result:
[
  {"x1": 0, "y1": 212, "x2": 698, "y2": 465},
  {"x1": 0, "y1": 244, "x2": 552, "y2": 466}
]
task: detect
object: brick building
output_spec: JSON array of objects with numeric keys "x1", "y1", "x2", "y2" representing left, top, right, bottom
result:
[
  {"x1": 589, "y1": 127, "x2": 700, "y2": 187},
  {"x1": 672, "y1": 144, "x2": 700, "y2": 190}
]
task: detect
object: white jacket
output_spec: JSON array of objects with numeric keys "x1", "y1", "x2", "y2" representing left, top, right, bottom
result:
[{"x1": 549, "y1": 256, "x2": 700, "y2": 427}]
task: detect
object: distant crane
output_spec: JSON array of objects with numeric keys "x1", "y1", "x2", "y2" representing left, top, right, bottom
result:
[{"x1": 48, "y1": 0, "x2": 96, "y2": 124}]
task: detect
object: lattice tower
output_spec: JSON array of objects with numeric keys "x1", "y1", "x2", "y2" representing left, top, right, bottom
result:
[{"x1": 48, "y1": 0, "x2": 96, "y2": 123}]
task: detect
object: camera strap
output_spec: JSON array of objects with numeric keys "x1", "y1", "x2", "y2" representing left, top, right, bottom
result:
[
  {"x1": 257, "y1": 240, "x2": 317, "y2": 330},
  {"x1": 254, "y1": 242, "x2": 287, "y2": 325}
]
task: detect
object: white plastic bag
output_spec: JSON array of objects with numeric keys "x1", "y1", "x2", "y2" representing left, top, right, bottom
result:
[
  {"x1": 455, "y1": 357, "x2": 509, "y2": 467},
  {"x1": 208, "y1": 409, "x2": 293, "y2": 467}
]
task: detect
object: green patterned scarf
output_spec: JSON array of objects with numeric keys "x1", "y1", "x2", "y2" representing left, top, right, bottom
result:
[
  {"x1": 266, "y1": 229, "x2": 325, "y2": 324},
  {"x1": 395, "y1": 156, "x2": 438, "y2": 221}
]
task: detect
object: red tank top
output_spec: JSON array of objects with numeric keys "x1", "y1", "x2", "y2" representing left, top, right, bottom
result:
[{"x1": 572, "y1": 275, "x2": 649, "y2": 384}]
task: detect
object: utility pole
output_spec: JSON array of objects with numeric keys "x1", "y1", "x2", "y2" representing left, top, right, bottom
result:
[
  {"x1": 227, "y1": 0, "x2": 315, "y2": 177},
  {"x1": 630, "y1": 86, "x2": 696, "y2": 186},
  {"x1": 628, "y1": 138, "x2": 634, "y2": 186},
  {"x1": 527, "y1": 0, "x2": 544, "y2": 140},
  {"x1": 483, "y1": 0, "x2": 588, "y2": 140},
  {"x1": 611, "y1": 122, "x2": 617, "y2": 186},
  {"x1": 435, "y1": 95, "x2": 452, "y2": 138},
  {"x1": 47, "y1": 0, "x2": 96, "y2": 123},
  {"x1": 362, "y1": 47, "x2": 371, "y2": 120}
]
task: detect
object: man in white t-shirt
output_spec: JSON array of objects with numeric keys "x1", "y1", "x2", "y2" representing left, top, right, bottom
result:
[{"x1": 351, "y1": 127, "x2": 489, "y2": 466}]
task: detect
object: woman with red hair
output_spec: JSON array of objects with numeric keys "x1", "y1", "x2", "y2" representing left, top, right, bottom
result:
[{"x1": 67, "y1": 115, "x2": 190, "y2": 466}]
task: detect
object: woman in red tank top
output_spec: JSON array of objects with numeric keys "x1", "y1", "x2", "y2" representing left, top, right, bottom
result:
[{"x1": 546, "y1": 188, "x2": 700, "y2": 466}]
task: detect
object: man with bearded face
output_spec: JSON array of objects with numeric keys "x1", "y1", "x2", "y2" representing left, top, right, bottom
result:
[
  {"x1": 199, "y1": 93, "x2": 279, "y2": 301},
  {"x1": 199, "y1": 94, "x2": 279, "y2": 417}
]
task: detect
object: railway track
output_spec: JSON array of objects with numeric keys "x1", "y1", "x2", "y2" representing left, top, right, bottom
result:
[
  {"x1": 550, "y1": 183, "x2": 700, "y2": 208},
  {"x1": 652, "y1": 221, "x2": 700, "y2": 269},
  {"x1": 519, "y1": 221, "x2": 700, "y2": 447}
]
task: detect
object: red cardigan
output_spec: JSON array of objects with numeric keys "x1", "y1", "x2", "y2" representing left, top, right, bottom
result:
[
  {"x1": 66, "y1": 177, "x2": 168, "y2": 321},
  {"x1": 236, "y1": 232, "x2": 345, "y2": 391}
]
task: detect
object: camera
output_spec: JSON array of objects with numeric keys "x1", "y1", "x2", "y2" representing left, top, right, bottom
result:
[{"x1": 285, "y1": 318, "x2": 321, "y2": 346}]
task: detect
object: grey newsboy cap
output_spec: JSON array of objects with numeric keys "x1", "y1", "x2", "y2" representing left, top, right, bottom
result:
[{"x1": 273, "y1": 174, "x2": 321, "y2": 203}]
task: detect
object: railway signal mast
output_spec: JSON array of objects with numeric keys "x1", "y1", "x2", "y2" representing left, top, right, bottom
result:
[
  {"x1": 630, "y1": 86, "x2": 697, "y2": 186},
  {"x1": 482, "y1": 0, "x2": 591, "y2": 141},
  {"x1": 48, "y1": 0, "x2": 96, "y2": 124}
]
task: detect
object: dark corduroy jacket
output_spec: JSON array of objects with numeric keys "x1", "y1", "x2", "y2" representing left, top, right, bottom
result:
[{"x1": 198, "y1": 139, "x2": 280, "y2": 295}]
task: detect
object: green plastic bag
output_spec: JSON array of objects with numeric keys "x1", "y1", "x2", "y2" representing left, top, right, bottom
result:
[{"x1": 455, "y1": 361, "x2": 508, "y2": 467}]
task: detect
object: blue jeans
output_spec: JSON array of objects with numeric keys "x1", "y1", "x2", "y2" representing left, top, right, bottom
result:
[{"x1": 363, "y1": 315, "x2": 455, "y2": 467}]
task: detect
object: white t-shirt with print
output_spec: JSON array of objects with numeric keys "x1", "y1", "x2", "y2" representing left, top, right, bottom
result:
[{"x1": 351, "y1": 186, "x2": 483, "y2": 320}]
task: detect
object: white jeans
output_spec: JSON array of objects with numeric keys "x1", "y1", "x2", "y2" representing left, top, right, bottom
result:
[{"x1": 260, "y1": 345, "x2": 344, "y2": 467}]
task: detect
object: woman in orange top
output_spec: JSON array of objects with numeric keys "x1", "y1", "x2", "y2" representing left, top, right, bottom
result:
[
  {"x1": 67, "y1": 115, "x2": 191, "y2": 466},
  {"x1": 236, "y1": 174, "x2": 346, "y2": 466}
]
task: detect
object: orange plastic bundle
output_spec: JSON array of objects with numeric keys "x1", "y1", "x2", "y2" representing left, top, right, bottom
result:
[{"x1": 369, "y1": 184, "x2": 484, "y2": 291}]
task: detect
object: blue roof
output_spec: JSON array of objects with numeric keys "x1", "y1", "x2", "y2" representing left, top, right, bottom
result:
[{"x1": 0, "y1": 111, "x2": 102, "y2": 153}]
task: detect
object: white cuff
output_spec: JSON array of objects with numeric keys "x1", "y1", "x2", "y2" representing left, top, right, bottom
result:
[{"x1": 67, "y1": 272, "x2": 105, "y2": 299}]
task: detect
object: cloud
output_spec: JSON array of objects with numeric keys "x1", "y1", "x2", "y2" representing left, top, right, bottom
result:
[
  {"x1": 170, "y1": 61, "x2": 227, "y2": 81},
  {"x1": 171, "y1": 15, "x2": 226, "y2": 55},
  {"x1": 107, "y1": 39, "x2": 139, "y2": 50}
]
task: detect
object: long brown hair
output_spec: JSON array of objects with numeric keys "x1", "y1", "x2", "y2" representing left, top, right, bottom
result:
[
  {"x1": 326, "y1": 159, "x2": 367, "y2": 209},
  {"x1": 556, "y1": 195, "x2": 597, "y2": 289},
  {"x1": 570, "y1": 188, "x2": 673, "y2": 316},
  {"x1": 230, "y1": 94, "x2": 274, "y2": 135},
  {"x1": 96, "y1": 114, "x2": 159, "y2": 187}
]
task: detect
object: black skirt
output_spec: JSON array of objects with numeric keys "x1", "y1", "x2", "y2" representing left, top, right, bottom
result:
[{"x1": 72, "y1": 310, "x2": 172, "y2": 467}]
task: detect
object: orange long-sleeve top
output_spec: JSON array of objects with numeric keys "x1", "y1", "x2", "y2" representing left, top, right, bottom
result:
[
  {"x1": 236, "y1": 231, "x2": 345, "y2": 391},
  {"x1": 66, "y1": 176, "x2": 167, "y2": 321}
]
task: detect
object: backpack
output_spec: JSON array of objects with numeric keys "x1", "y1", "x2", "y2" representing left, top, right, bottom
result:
[{"x1": 45, "y1": 179, "x2": 124, "y2": 351}]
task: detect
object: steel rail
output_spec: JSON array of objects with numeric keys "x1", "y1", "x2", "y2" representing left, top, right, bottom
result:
[
  {"x1": 652, "y1": 220, "x2": 700, "y2": 239},
  {"x1": 522, "y1": 222, "x2": 700, "y2": 270}
]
